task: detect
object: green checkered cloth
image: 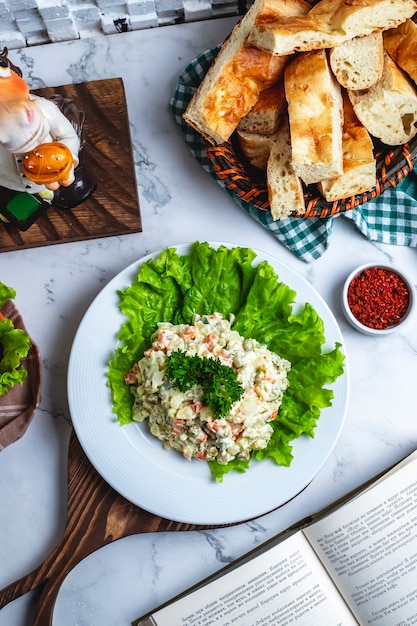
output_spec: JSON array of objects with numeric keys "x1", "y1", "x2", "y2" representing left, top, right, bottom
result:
[{"x1": 170, "y1": 47, "x2": 417, "y2": 263}]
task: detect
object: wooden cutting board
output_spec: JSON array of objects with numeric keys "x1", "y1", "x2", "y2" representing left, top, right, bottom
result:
[
  {"x1": 0, "y1": 78, "x2": 142, "y2": 252},
  {"x1": 0, "y1": 430, "x2": 226, "y2": 625}
]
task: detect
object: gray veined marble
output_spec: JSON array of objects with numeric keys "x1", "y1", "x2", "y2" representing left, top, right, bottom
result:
[{"x1": 0, "y1": 15, "x2": 416, "y2": 626}]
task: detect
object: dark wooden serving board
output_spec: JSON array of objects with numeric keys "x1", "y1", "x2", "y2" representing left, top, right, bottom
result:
[
  {"x1": 0, "y1": 430, "x2": 223, "y2": 625},
  {"x1": 0, "y1": 78, "x2": 141, "y2": 252}
]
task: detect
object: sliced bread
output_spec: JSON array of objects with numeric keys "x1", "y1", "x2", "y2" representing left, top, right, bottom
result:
[
  {"x1": 182, "y1": 0, "x2": 310, "y2": 145},
  {"x1": 237, "y1": 83, "x2": 286, "y2": 135},
  {"x1": 267, "y1": 120, "x2": 305, "y2": 219},
  {"x1": 318, "y1": 93, "x2": 376, "y2": 202},
  {"x1": 284, "y1": 49, "x2": 344, "y2": 185},
  {"x1": 236, "y1": 129, "x2": 272, "y2": 170},
  {"x1": 247, "y1": 0, "x2": 417, "y2": 57},
  {"x1": 348, "y1": 52, "x2": 417, "y2": 145},
  {"x1": 329, "y1": 32, "x2": 384, "y2": 90},
  {"x1": 383, "y1": 19, "x2": 417, "y2": 86}
]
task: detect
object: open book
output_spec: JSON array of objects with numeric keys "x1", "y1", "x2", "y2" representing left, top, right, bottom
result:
[{"x1": 133, "y1": 450, "x2": 417, "y2": 626}]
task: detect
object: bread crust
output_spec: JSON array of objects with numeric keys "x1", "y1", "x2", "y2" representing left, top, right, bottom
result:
[
  {"x1": 267, "y1": 119, "x2": 305, "y2": 219},
  {"x1": 329, "y1": 32, "x2": 384, "y2": 90},
  {"x1": 383, "y1": 19, "x2": 417, "y2": 86},
  {"x1": 284, "y1": 49, "x2": 344, "y2": 185},
  {"x1": 318, "y1": 93, "x2": 376, "y2": 201},
  {"x1": 182, "y1": 0, "x2": 310, "y2": 145},
  {"x1": 348, "y1": 52, "x2": 417, "y2": 145},
  {"x1": 236, "y1": 129, "x2": 272, "y2": 170},
  {"x1": 237, "y1": 83, "x2": 286, "y2": 135},
  {"x1": 248, "y1": 0, "x2": 417, "y2": 56}
]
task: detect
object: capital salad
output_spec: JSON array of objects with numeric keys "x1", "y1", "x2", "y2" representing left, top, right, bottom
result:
[{"x1": 107, "y1": 242, "x2": 345, "y2": 482}]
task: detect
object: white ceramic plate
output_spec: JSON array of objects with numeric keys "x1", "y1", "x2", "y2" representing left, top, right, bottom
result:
[{"x1": 68, "y1": 243, "x2": 349, "y2": 525}]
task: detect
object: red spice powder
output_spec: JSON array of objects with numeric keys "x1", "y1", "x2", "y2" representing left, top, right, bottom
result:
[{"x1": 347, "y1": 267, "x2": 410, "y2": 330}]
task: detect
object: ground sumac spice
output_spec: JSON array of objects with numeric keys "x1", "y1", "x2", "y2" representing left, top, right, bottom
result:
[{"x1": 347, "y1": 267, "x2": 410, "y2": 330}]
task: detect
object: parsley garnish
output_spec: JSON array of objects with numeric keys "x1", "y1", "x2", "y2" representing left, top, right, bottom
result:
[{"x1": 165, "y1": 350, "x2": 244, "y2": 418}]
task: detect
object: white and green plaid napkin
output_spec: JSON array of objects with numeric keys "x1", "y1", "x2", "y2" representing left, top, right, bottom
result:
[{"x1": 170, "y1": 47, "x2": 417, "y2": 263}]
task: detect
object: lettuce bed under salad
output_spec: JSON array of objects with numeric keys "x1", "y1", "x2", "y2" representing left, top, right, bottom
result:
[
  {"x1": 107, "y1": 242, "x2": 345, "y2": 482},
  {"x1": 0, "y1": 282, "x2": 32, "y2": 397}
]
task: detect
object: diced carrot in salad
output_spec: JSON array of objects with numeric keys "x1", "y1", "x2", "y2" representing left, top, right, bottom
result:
[{"x1": 125, "y1": 313, "x2": 291, "y2": 465}]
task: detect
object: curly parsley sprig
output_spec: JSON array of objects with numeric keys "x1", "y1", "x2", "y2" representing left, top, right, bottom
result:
[{"x1": 165, "y1": 350, "x2": 244, "y2": 418}]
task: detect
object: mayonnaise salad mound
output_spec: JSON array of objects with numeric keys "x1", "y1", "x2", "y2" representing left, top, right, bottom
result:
[{"x1": 124, "y1": 313, "x2": 291, "y2": 465}]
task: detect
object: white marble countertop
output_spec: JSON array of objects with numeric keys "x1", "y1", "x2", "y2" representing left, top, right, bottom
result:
[{"x1": 0, "y1": 16, "x2": 417, "y2": 626}]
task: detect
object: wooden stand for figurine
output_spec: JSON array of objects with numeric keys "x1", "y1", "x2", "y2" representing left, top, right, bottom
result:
[{"x1": 0, "y1": 78, "x2": 142, "y2": 252}]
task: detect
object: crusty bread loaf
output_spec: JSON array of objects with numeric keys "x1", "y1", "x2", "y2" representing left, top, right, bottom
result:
[
  {"x1": 182, "y1": 0, "x2": 310, "y2": 145},
  {"x1": 329, "y1": 32, "x2": 384, "y2": 90},
  {"x1": 237, "y1": 83, "x2": 286, "y2": 135},
  {"x1": 247, "y1": 0, "x2": 417, "y2": 56},
  {"x1": 318, "y1": 93, "x2": 376, "y2": 202},
  {"x1": 236, "y1": 129, "x2": 272, "y2": 170},
  {"x1": 383, "y1": 19, "x2": 417, "y2": 86},
  {"x1": 348, "y1": 52, "x2": 417, "y2": 145},
  {"x1": 284, "y1": 49, "x2": 344, "y2": 185},
  {"x1": 267, "y1": 120, "x2": 305, "y2": 219}
]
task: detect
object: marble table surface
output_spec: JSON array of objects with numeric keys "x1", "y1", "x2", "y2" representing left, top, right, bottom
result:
[{"x1": 1, "y1": 15, "x2": 417, "y2": 626}]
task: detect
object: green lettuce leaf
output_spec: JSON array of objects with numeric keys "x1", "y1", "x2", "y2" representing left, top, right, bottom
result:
[
  {"x1": 0, "y1": 282, "x2": 16, "y2": 308},
  {"x1": 0, "y1": 281, "x2": 31, "y2": 397},
  {"x1": 107, "y1": 242, "x2": 345, "y2": 481}
]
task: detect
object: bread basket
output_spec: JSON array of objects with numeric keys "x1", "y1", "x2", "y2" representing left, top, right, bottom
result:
[
  {"x1": 174, "y1": 2, "x2": 417, "y2": 220},
  {"x1": 206, "y1": 126, "x2": 417, "y2": 218}
]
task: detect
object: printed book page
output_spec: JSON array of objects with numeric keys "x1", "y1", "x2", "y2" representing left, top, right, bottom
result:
[
  {"x1": 133, "y1": 451, "x2": 417, "y2": 626},
  {"x1": 139, "y1": 531, "x2": 357, "y2": 626},
  {"x1": 305, "y1": 453, "x2": 417, "y2": 626}
]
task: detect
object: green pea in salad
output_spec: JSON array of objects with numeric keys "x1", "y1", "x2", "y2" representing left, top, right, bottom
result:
[{"x1": 107, "y1": 242, "x2": 345, "y2": 482}]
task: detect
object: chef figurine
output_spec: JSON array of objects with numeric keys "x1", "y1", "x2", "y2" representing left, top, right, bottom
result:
[{"x1": 0, "y1": 47, "x2": 95, "y2": 230}]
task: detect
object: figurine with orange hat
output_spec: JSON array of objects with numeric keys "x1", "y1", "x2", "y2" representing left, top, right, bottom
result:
[{"x1": 0, "y1": 47, "x2": 95, "y2": 230}]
